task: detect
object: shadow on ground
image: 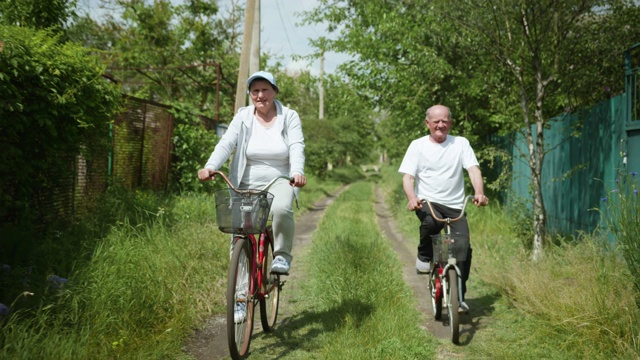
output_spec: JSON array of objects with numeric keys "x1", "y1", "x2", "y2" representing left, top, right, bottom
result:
[{"x1": 250, "y1": 300, "x2": 373, "y2": 358}]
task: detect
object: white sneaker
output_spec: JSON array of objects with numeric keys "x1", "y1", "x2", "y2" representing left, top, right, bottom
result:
[
  {"x1": 416, "y1": 258, "x2": 430, "y2": 274},
  {"x1": 459, "y1": 301, "x2": 469, "y2": 314},
  {"x1": 271, "y1": 256, "x2": 290, "y2": 274},
  {"x1": 234, "y1": 302, "x2": 246, "y2": 323}
]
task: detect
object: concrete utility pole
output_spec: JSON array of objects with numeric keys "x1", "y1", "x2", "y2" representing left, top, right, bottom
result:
[
  {"x1": 249, "y1": 0, "x2": 260, "y2": 75},
  {"x1": 318, "y1": 51, "x2": 325, "y2": 119},
  {"x1": 235, "y1": 0, "x2": 257, "y2": 112}
]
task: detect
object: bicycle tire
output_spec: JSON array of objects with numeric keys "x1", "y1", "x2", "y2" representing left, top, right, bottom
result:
[
  {"x1": 447, "y1": 268, "x2": 460, "y2": 344},
  {"x1": 430, "y1": 270, "x2": 442, "y2": 320},
  {"x1": 227, "y1": 236, "x2": 254, "y2": 359},
  {"x1": 260, "y1": 227, "x2": 280, "y2": 331}
]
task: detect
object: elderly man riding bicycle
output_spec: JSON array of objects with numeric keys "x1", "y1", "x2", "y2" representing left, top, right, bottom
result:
[{"x1": 398, "y1": 104, "x2": 488, "y2": 314}]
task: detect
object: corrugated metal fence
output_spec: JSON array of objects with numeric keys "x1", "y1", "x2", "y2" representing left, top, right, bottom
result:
[
  {"x1": 111, "y1": 96, "x2": 174, "y2": 191},
  {"x1": 504, "y1": 44, "x2": 639, "y2": 237},
  {"x1": 506, "y1": 95, "x2": 627, "y2": 236}
]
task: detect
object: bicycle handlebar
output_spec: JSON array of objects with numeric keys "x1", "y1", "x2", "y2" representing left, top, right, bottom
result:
[
  {"x1": 209, "y1": 170, "x2": 293, "y2": 194},
  {"x1": 420, "y1": 195, "x2": 475, "y2": 224}
]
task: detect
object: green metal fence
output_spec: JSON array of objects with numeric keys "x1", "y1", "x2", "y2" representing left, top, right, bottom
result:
[
  {"x1": 505, "y1": 44, "x2": 640, "y2": 237},
  {"x1": 508, "y1": 96, "x2": 626, "y2": 236},
  {"x1": 624, "y1": 43, "x2": 640, "y2": 175}
]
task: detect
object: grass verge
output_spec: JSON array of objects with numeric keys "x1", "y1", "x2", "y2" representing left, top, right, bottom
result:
[{"x1": 378, "y1": 164, "x2": 640, "y2": 359}]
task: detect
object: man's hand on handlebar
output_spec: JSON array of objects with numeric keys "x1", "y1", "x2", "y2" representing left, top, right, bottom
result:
[
  {"x1": 197, "y1": 168, "x2": 216, "y2": 181},
  {"x1": 406, "y1": 198, "x2": 423, "y2": 211},
  {"x1": 473, "y1": 194, "x2": 489, "y2": 207}
]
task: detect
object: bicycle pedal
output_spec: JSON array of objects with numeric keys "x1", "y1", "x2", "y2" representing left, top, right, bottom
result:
[{"x1": 416, "y1": 270, "x2": 430, "y2": 275}]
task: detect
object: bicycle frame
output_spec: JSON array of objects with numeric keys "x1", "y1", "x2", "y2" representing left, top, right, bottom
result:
[{"x1": 240, "y1": 229, "x2": 278, "y2": 302}]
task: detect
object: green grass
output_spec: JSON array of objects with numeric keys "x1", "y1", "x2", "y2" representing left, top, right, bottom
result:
[
  {"x1": 0, "y1": 172, "x2": 344, "y2": 358},
  {"x1": 247, "y1": 181, "x2": 437, "y2": 359},
  {"x1": 4, "y1": 165, "x2": 638, "y2": 359},
  {"x1": 379, "y1": 165, "x2": 640, "y2": 359},
  {"x1": 0, "y1": 192, "x2": 228, "y2": 358}
]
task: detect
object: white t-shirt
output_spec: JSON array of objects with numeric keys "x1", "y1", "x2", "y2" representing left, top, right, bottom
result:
[
  {"x1": 398, "y1": 135, "x2": 479, "y2": 209},
  {"x1": 241, "y1": 116, "x2": 289, "y2": 187}
]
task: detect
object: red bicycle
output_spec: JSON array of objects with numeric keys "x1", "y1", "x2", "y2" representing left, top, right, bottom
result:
[
  {"x1": 210, "y1": 171, "x2": 291, "y2": 359},
  {"x1": 423, "y1": 195, "x2": 474, "y2": 344}
]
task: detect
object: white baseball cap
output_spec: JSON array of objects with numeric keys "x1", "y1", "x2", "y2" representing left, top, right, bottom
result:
[{"x1": 247, "y1": 71, "x2": 277, "y2": 90}]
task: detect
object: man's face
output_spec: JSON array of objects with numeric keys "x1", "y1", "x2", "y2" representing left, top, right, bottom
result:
[{"x1": 425, "y1": 107, "x2": 451, "y2": 143}]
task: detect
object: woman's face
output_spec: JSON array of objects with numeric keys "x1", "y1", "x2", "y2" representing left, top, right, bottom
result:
[{"x1": 249, "y1": 79, "x2": 277, "y2": 113}]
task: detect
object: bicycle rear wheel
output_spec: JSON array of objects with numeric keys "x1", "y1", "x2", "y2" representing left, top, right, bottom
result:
[
  {"x1": 429, "y1": 269, "x2": 442, "y2": 320},
  {"x1": 227, "y1": 236, "x2": 254, "y2": 359},
  {"x1": 447, "y1": 268, "x2": 460, "y2": 344},
  {"x1": 260, "y1": 227, "x2": 280, "y2": 332}
]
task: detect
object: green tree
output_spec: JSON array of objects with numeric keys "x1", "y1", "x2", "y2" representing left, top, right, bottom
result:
[
  {"x1": 302, "y1": 0, "x2": 499, "y2": 165},
  {"x1": 0, "y1": 0, "x2": 77, "y2": 34},
  {"x1": 438, "y1": 0, "x2": 640, "y2": 259},
  {"x1": 270, "y1": 69, "x2": 378, "y2": 175},
  {"x1": 304, "y1": 0, "x2": 640, "y2": 259},
  {"x1": 68, "y1": 0, "x2": 243, "y2": 121},
  {"x1": 0, "y1": 24, "x2": 121, "y2": 225}
]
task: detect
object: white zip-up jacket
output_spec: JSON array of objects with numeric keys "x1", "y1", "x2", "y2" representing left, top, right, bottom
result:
[{"x1": 204, "y1": 99, "x2": 305, "y2": 187}]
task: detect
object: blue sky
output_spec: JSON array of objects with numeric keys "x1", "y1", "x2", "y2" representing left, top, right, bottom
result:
[{"x1": 77, "y1": 0, "x2": 351, "y2": 75}]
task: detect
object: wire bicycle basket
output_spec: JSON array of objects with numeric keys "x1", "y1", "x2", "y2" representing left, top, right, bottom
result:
[
  {"x1": 214, "y1": 188, "x2": 274, "y2": 234},
  {"x1": 431, "y1": 233, "x2": 470, "y2": 263}
]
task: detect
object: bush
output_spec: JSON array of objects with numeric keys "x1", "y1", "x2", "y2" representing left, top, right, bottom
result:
[
  {"x1": 0, "y1": 25, "x2": 121, "y2": 222},
  {"x1": 168, "y1": 103, "x2": 222, "y2": 193}
]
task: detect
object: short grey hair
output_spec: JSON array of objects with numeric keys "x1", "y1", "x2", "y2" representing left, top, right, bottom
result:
[{"x1": 425, "y1": 105, "x2": 452, "y2": 121}]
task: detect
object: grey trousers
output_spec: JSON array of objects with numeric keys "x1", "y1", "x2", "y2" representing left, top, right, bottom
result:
[{"x1": 265, "y1": 178, "x2": 295, "y2": 263}]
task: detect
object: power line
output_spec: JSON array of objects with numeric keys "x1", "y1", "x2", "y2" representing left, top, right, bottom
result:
[{"x1": 275, "y1": 0, "x2": 295, "y2": 54}]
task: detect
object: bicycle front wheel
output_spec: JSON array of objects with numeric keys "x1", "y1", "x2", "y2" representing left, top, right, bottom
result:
[
  {"x1": 227, "y1": 236, "x2": 254, "y2": 359},
  {"x1": 447, "y1": 268, "x2": 460, "y2": 344},
  {"x1": 260, "y1": 227, "x2": 280, "y2": 332}
]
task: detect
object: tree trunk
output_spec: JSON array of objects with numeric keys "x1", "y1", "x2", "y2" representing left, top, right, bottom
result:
[{"x1": 531, "y1": 67, "x2": 548, "y2": 261}]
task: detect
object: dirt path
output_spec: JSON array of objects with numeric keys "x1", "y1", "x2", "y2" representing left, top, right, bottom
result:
[{"x1": 184, "y1": 184, "x2": 485, "y2": 359}]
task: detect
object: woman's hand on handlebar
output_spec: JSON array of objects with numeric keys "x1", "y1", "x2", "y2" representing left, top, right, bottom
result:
[
  {"x1": 473, "y1": 194, "x2": 489, "y2": 207},
  {"x1": 290, "y1": 174, "x2": 307, "y2": 188},
  {"x1": 197, "y1": 168, "x2": 216, "y2": 181}
]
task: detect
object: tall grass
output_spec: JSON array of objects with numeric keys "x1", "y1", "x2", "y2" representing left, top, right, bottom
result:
[
  {"x1": 0, "y1": 172, "x2": 344, "y2": 358},
  {"x1": 599, "y1": 172, "x2": 640, "y2": 302},
  {"x1": 0, "y1": 191, "x2": 228, "y2": 358},
  {"x1": 378, "y1": 165, "x2": 640, "y2": 359}
]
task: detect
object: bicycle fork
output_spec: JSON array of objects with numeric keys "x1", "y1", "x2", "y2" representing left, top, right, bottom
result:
[{"x1": 441, "y1": 263, "x2": 463, "y2": 309}]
